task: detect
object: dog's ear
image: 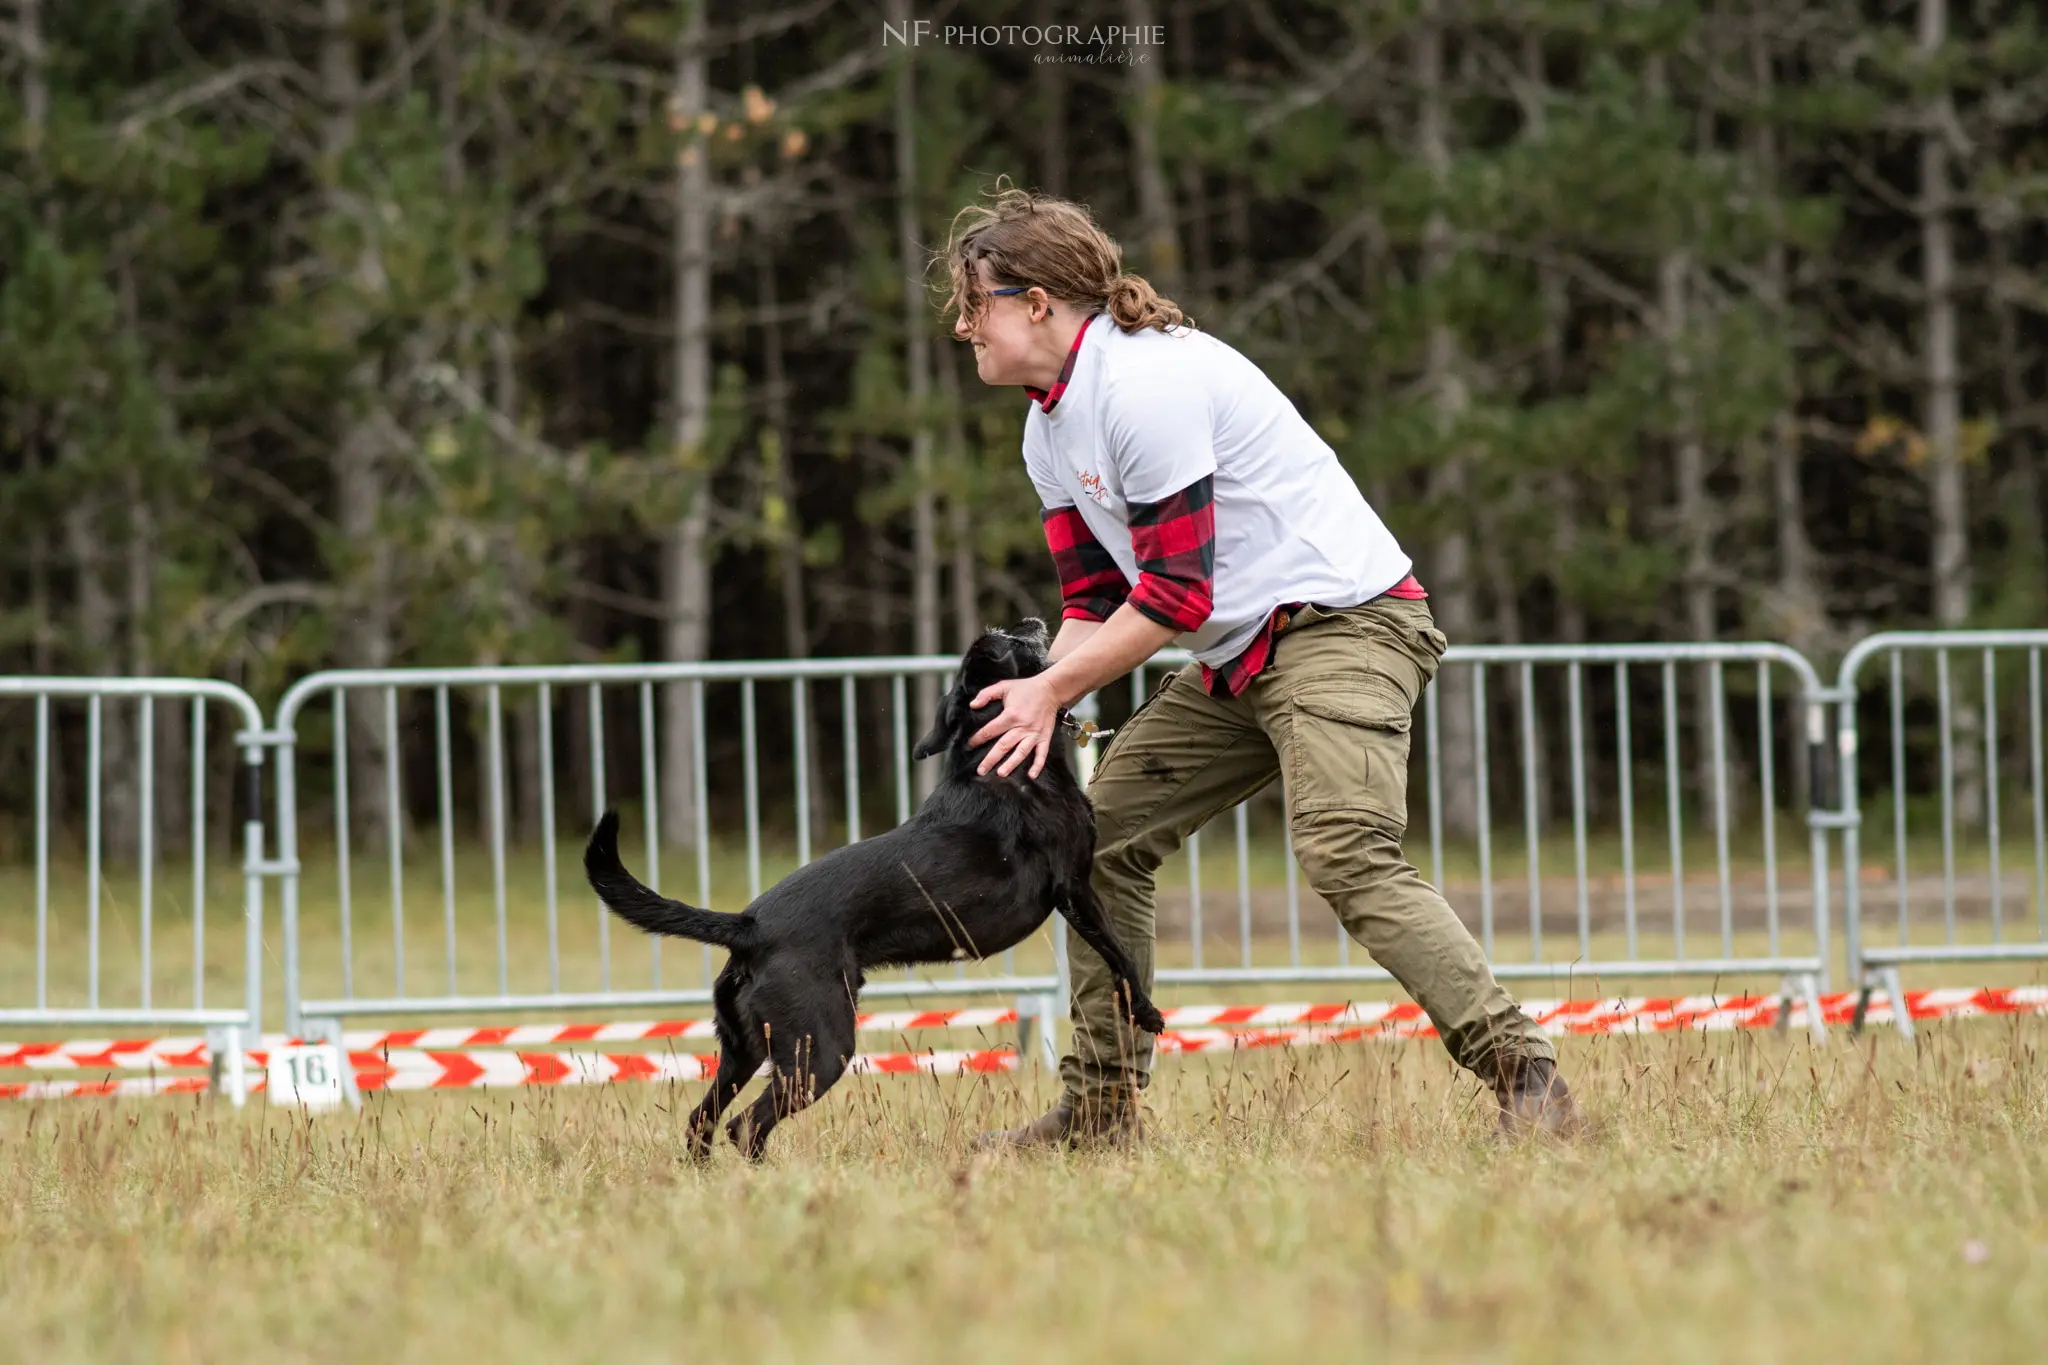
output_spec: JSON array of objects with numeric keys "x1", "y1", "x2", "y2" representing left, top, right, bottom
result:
[
  {"x1": 911, "y1": 686, "x2": 964, "y2": 760},
  {"x1": 1012, "y1": 617, "x2": 1049, "y2": 647}
]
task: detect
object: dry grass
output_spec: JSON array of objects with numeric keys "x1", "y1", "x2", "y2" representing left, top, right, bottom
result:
[{"x1": 2, "y1": 1022, "x2": 2045, "y2": 1364}]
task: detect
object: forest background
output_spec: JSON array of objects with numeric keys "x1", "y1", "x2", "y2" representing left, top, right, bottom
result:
[{"x1": 3, "y1": 0, "x2": 2043, "y2": 853}]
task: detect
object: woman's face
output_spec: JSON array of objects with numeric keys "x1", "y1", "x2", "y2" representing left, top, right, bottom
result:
[{"x1": 953, "y1": 259, "x2": 1054, "y2": 388}]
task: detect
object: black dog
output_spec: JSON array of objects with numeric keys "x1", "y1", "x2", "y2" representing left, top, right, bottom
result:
[{"x1": 583, "y1": 618, "x2": 1165, "y2": 1160}]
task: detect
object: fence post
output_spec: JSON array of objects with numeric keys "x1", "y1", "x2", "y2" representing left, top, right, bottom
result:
[{"x1": 239, "y1": 742, "x2": 266, "y2": 1042}]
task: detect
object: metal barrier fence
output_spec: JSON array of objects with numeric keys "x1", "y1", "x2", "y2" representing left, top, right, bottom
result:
[
  {"x1": 265, "y1": 640, "x2": 1837, "y2": 1047},
  {"x1": 1835, "y1": 631, "x2": 2048, "y2": 1039},
  {"x1": 0, "y1": 677, "x2": 272, "y2": 1103},
  {"x1": 269, "y1": 658, "x2": 1069, "y2": 1051},
  {"x1": 1127, "y1": 643, "x2": 1835, "y2": 1041}
]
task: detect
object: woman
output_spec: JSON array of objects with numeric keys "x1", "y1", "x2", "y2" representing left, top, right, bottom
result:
[{"x1": 943, "y1": 186, "x2": 1579, "y2": 1145}]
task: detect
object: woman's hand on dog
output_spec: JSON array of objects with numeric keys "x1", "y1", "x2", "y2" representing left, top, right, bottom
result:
[{"x1": 969, "y1": 674, "x2": 1062, "y2": 779}]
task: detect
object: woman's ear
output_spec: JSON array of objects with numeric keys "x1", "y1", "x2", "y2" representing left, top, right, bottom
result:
[{"x1": 911, "y1": 687, "x2": 964, "y2": 761}]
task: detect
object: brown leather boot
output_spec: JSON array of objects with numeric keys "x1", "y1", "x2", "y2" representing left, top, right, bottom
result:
[
  {"x1": 1494, "y1": 1057, "x2": 1584, "y2": 1139},
  {"x1": 972, "y1": 1096, "x2": 1144, "y2": 1152}
]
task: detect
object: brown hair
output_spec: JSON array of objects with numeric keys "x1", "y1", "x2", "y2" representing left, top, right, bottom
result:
[{"x1": 938, "y1": 181, "x2": 1190, "y2": 335}]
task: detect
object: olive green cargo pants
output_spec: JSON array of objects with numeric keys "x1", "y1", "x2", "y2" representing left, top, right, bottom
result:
[{"x1": 1060, "y1": 595, "x2": 1554, "y2": 1110}]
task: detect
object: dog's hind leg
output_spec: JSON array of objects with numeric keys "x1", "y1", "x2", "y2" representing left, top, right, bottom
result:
[
  {"x1": 726, "y1": 978, "x2": 858, "y2": 1161},
  {"x1": 685, "y1": 967, "x2": 763, "y2": 1161},
  {"x1": 1059, "y1": 883, "x2": 1167, "y2": 1034}
]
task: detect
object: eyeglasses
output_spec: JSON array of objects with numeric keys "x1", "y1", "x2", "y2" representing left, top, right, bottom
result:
[{"x1": 988, "y1": 286, "x2": 1031, "y2": 297}]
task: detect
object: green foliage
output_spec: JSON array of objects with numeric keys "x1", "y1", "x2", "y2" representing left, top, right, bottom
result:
[{"x1": 2, "y1": 0, "x2": 2043, "y2": 702}]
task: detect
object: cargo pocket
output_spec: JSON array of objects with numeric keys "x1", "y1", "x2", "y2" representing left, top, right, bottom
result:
[{"x1": 1285, "y1": 673, "x2": 1416, "y2": 829}]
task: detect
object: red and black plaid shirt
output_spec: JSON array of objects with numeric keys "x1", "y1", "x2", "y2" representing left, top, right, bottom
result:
[{"x1": 1032, "y1": 315, "x2": 1423, "y2": 697}]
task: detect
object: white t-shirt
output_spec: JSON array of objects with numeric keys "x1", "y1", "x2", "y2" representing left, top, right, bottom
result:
[{"x1": 1022, "y1": 314, "x2": 1414, "y2": 667}]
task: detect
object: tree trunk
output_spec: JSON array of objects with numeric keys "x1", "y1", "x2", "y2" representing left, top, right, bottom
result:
[
  {"x1": 1124, "y1": 0, "x2": 1181, "y2": 292},
  {"x1": 1749, "y1": 23, "x2": 1823, "y2": 667},
  {"x1": 892, "y1": 0, "x2": 941, "y2": 802},
  {"x1": 1645, "y1": 53, "x2": 1725, "y2": 820},
  {"x1": 20, "y1": 0, "x2": 67, "y2": 822},
  {"x1": 65, "y1": 493, "x2": 138, "y2": 862},
  {"x1": 941, "y1": 343, "x2": 980, "y2": 651},
  {"x1": 757, "y1": 238, "x2": 830, "y2": 842},
  {"x1": 1035, "y1": 16, "x2": 1068, "y2": 196},
  {"x1": 124, "y1": 466, "x2": 155, "y2": 857},
  {"x1": 1990, "y1": 228, "x2": 2045, "y2": 627},
  {"x1": 1518, "y1": 33, "x2": 1590, "y2": 662},
  {"x1": 1918, "y1": 0, "x2": 1980, "y2": 824},
  {"x1": 1418, "y1": 1, "x2": 1479, "y2": 840},
  {"x1": 660, "y1": 0, "x2": 713, "y2": 851},
  {"x1": 321, "y1": 0, "x2": 398, "y2": 849}
]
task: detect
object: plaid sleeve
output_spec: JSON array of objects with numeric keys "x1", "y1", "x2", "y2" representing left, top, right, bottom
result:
[
  {"x1": 1126, "y1": 476, "x2": 1215, "y2": 633},
  {"x1": 1041, "y1": 506, "x2": 1131, "y2": 623}
]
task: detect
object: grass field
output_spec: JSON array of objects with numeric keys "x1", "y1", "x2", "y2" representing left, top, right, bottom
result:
[
  {"x1": 2, "y1": 831, "x2": 2046, "y2": 1362},
  {"x1": 2, "y1": 1022, "x2": 2045, "y2": 1363}
]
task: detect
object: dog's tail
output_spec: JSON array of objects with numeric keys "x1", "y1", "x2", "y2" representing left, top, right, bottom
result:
[{"x1": 583, "y1": 809, "x2": 756, "y2": 951}]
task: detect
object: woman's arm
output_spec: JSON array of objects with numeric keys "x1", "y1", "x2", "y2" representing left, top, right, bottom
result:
[{"x1": 1048, "y1": 616, "x2": 1101, "y2": 663}]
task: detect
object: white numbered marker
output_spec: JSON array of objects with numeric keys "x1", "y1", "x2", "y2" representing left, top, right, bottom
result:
[{"x1": 266, "y1": 1044, "x2": 345, "y2": 1112}]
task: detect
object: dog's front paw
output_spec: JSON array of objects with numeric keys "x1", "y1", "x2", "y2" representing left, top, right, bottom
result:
[{"x1": 1130, "y1": 997, "x2": 1167, "y2": 1035}]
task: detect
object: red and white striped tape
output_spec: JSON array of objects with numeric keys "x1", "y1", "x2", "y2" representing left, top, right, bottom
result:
[
  {"x1": 346, "y1": 1046, "x2": 1021, "y2": 1091},
  {"x1": 3, "y1": 988, "x2": 2045, "y2": 1097},
  {"x1": 0, "y1": 1075, "x2": 212, "y2": 1101}
]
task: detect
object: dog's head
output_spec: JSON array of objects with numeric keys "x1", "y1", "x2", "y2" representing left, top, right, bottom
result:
[{"x1": 911, "y1": 618, "x2": 1052, "y2": 761}]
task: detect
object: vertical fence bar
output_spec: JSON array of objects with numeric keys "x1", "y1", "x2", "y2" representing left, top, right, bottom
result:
[
  {"x1": 1985, "y1": 650, "x2": 2002, "y2": 942},
  {"x1": 1758, "y1": 666, "x2": 1780, "y2": 958},
  {"x1": 139, "y1": 698, "x2": 155, "y2": 1009},
  {"x1": 1937, "y1": 649, "x2": 1956, "y2": 941},
  {"x1": 333, "y1": 691, "x2": 352, "y2": 998},
  {"x1": 2032, "y1": 649, "x2": 2046, "y2": 942},
  {"x1": 1616, "y1": 664, "x2": 1637, "y2": 961},
  {"x1": 35, "y1": 699, "x2": 48, "y2": 1010},
  {"x1": 1235, "y1": 803, "x2": 1252, "y2": 967},
  {"x1": 134, "y1": 699, "x2": 155, "y2": 1010},
  {"x1": 191, "y1": 701, "x2": 206, "y2": 1007},
  {"x1": 244, "y1": 745, "x2": 267, "y2": 1040},
  {"x1": 843, "y1": 676, "x2": 861, "y2": 845},
  {"x1": 1426, "y1": 683, "x2": 1445, "y2": 893},
  {"x1": 893, "y1": 674, "x2": 913, "y2": 982},
  {"x1": 1891, "y1": 650, "x2": 1908, "y2": 943},
  {"x1": 488, "y1": 685, "x2": 509, "y2": 996},
  {"x1": 384, "y1": 687, "x2": 405, "y2": 998},
  {"x1": 693, "y1": 680, "x2": 712, "y2": 986},
  {"x1": 1284, "y1": 798, "x2": 1301, "y2": 967},
  {"x1": 539, "y1": 684, "x2": 559, "y2": 993},
  {"x1": 1662, "y1": 661, "x2": 1684, "y2": 960},
  {"x1": 1189, "y1": 830, "x2": 1204, "y2": 970},
  {"x1": 794, "y1": 679, "x2": 812, "y2": 867},
  {"x1": 436, "y1": 686, "x2": 456, "y2": 996},
  {"x1": 88, "y1": 695, "x2": 101, "y2": 1008},
  {"x1": 1710, "y1": 662, "x2": 1733, "y2": 959},
  {"x1": 1475, "y1": 665, "x2": 1493, "y2": 958},
  {"x1": 743, "y1": 678, "x2": 761, "y2": 901},
  {"x1": 590, "y1": 684, "x2": 609, "y2": 990},
  {"x1": 892, "y1": 675, "x2": 911, "y2": 827},
  {"x1": 1520, "y1": 663, "x2": 1541, "y2": 962},
  {"x1": 639, "y1": 680, "x2": 661, "y2": 986},
  {"x1": 1568, "y1": 664, "x2": 1589, "y2": 963}
]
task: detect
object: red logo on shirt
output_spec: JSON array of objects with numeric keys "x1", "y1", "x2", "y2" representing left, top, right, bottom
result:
[{"x1": 1075, "y1": 469, "x2": 1110, "y2": 507}]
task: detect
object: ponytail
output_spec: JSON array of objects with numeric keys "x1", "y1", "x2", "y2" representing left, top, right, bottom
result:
[{"x1": 1105, "y1": 274, "x2": 1186, "y2": 333}]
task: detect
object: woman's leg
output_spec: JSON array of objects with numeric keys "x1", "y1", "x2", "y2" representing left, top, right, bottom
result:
[
  {"x1": 1249, "y1": 599, "x2": 1557, "y2": 1084},
  {"x1": 1059, "y1": 666, "x2": 1278, "y2": 1122}
]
